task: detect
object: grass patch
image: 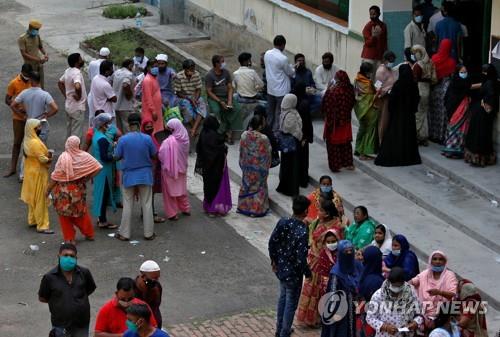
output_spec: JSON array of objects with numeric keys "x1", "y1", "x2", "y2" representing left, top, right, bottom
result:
[
  {"x1": 102, "y1": 4, "x2": 147, "y2": 19},
  {"x1": 83, "y1": 28, "x2": 182, "y2": 70}
]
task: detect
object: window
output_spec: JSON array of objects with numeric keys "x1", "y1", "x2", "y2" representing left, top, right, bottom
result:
[{"x1": 284, "y1": 0, "x2": 349, "y2": 24}]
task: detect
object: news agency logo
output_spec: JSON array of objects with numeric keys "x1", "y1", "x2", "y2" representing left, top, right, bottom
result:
[{"x1": 318, "y1": 290, "x2": 349, "y2": 325}]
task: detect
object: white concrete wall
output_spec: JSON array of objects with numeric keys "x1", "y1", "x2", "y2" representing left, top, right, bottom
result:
[{"x1": 187, "y1": 0, "x2": 371, "y2": 77}]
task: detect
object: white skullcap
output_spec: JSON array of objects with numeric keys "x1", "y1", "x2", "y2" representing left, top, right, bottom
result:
[
  {"x1": 99, "y1": 47, "x2": 111, "y2": 57},
  {"x1": 140, "y1": 260, "x2": 160, "y2": 272},
  {"x1": 155, "y1": 53, "x2": 168, "y2": 62}
]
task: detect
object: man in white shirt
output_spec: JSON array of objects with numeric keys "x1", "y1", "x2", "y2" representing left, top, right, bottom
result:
[
  {"x1": 87, "y1": 47, "x2": 110, "y2": 122},
  {"x1": 58, "y1": 52, "x2": 87, "y2": 139},
  {"x1": 404, "y1": 5, "x2": 426, "y2": 49},
  {"x1": 313, "y1": 52, "x2": 339, "y2": 94},
  {"x1": 233, "y1": 52, "x2": 264, "y2": 102},
  {"x1": 133, "y1": 47, "x2": 148, "y2": 75},
  {"x1": 264, "y1": 35, "x2": 296, "y2": 130},
  {"x1": 90, "y1": 60, "x2": 116, "y2": 126},
  {"x1": 113, "y1": 59, "x2": 136, "y2": 133}
]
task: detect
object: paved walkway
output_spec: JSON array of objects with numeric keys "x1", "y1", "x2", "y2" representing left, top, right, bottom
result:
[{"x1": 168, "y1": 311, "x2": 319, "y2": 337}]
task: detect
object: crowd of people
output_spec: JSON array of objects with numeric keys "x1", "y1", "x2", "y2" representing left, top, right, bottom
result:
[
  {"x1": 269, "y1": 193, "x2": 488, "y2": 337},
  {"x1": 3, "y1": 0, "x2": 498, "y2": 335}
]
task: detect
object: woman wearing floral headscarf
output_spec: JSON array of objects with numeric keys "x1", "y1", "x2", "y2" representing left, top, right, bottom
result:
[
  {"x1": 323, "y1": 70, "x2": 356, "y2": 172},
  {"x1": 47, "y1": 136, "x2": 102, "y2": 243}
]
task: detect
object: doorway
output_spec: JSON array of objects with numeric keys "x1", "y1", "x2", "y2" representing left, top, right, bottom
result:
[{"x1": 413, "y1": 0, "x2": 491, "y2": 74}]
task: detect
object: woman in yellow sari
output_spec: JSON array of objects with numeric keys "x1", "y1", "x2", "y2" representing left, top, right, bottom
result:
[{"x1": 21, "y1": 119, "x2": 53, "y2": 234}]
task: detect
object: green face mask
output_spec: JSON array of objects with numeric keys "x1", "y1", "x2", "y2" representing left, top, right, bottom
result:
[
  {"x1": 59, "y1": 256, "x2": 77, "y2": 272},
  {"x1": 126, "y1": 319, "x2": 138, "y2": 332}
]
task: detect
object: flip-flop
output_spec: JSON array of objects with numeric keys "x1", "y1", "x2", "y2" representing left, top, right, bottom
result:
[
  {"x1": 3, "y1": 171, "x2": 15, "y2": 178},
  {"x1": 154, "y1": 216, "x2": 166, "y2": 223},
  {"x1": 182, "y1": 212, "x2": 191, "y2": 216},
  {"x1": 37, "y1": 229, "x2": 55, "y2": 234},
  {"x1": 115, "y1": 233, "x2": 129, "y2": 241},
  {"x1": 168, "y1": 216, "x2": 179, "y2": 221}
]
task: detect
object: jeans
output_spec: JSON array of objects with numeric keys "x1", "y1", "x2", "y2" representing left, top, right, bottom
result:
[{"x1": 276, "y1": 280, "x2": 302, "y2": 337}]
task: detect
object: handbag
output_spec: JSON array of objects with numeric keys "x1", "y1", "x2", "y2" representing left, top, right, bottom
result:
[
  {"x1": 163, "y1": 106, "x2": 183, "y2": 123},
  {"x1": 276, "y1": 111, "x2": 298, "y2": 153},
  {"x1": 276, "y1": 131, "x2": 297, "y2": 153}
]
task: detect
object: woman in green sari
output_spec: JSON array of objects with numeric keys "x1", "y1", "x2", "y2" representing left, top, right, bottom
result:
[{"x1": 354, "y1": 62, "x2": 379, "y2": 160}]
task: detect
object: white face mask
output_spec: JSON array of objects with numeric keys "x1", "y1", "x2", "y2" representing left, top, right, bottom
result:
[
  {"x1": 389, "y1": 284, "x2": 403, "y2": 293},
  {"x1": 326, "y1": 243, "x2": 338, "y2": 251},
  {"x1": 221, "y1": 62, "x2": 227, "y2": 69}
]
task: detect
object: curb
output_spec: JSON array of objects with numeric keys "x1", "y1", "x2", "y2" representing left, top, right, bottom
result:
[{"x1": 312, "y1": 133, "x2": 500, "y2": 254}]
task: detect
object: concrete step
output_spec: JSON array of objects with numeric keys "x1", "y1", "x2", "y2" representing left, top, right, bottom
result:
[
  {"x1": 312, "y1": 120, "x2": 500, "y2": 254},
  {"x1": 224, "y1": 135, "x2": 500, "y2": 312}
]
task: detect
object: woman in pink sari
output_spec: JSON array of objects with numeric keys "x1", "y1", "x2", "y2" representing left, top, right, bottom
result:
[
  {"x1": 142, "y1": 59, "x2": 164, "y2": 134},
  {"x1": 410, "y1": 250, "x2": 458, "y2": 329},
  {"x1": 158, "y1": 118, "x2": 191, "y2": 220}
]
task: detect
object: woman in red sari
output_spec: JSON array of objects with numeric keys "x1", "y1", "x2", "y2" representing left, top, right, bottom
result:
[
  {"x1": 323, "y1": 70, "x2": 356, "y2": 172},
  {"x1": 297, "y1": 199, "x2": 342, "y2": 327}
]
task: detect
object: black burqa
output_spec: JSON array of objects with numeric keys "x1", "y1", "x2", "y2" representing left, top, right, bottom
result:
[
  {"x1": 444, "y1": 71, "x2": 472, "y2": 118},
  {"x1": 465, "y1": 95, "x2": 497, "y2": 156},
  {"x1": 292, "y1": 83, "x2": 313, "y2": 188},
  {"x1": 195, "y1": 116, "x2": 227, "y2": 203},
  {"x1": 375, "y1": 64, "x2": 422, "y2": 167}
]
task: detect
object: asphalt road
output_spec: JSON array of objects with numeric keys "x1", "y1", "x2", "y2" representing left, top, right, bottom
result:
[{"x1": 0, "y1": 3, "x2": 277, "y2": 335}]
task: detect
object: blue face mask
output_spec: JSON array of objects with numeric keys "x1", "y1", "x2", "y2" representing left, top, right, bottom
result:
[
  {"x1": 126, "y1": 319, "x2": 138, "y2": 332},
  {"x1": 459, "y1": 72, "x2": 468, "y2": 79},
  {"x1": 320, "y1": 185, "x2": 333, "y2": 193},
  {"x1": 431, "y1": 265, "x2": 445, "y2": 272},
  {"x1": 411, "y1": 54, "x2": 416, "y2": 62},
  {"x1": 150, "y1": 67, "x2": 159, "y2": 76},
  {"x1": 29, "y1": 29, "x2": 39, "y2": 37},
  {"x1": 392, "y1": 249, "x2": 401, "y2": 256},
  {"x1": 59, "y1": 256, "x2": 77, "y2": 272},
  {"x1": 414, "y1": 15, "x2": 423, "y2": 23},
  {"x1": 386, "y1": 62, "x2": 395, "y2": 69}
]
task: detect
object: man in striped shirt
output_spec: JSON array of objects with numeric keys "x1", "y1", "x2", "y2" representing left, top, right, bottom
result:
[{"x1": 173, "y1": 59, "x2": 207, "y2": 138}]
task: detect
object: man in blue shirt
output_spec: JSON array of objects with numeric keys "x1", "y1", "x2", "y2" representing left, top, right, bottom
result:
[
  {"x1": 269, "y1": 195, "x2": 312, "y2": 337},
  {"x1": 123, "y1": 304, "x2": 170, "y2": 337},
  {"x1": 114, "y1": 113, "x2": 157, "y2": 241},
  {"x1": 435, "y1": 1, "x2": 462, "y2": 61},
  {"x1": 155, "y1": 53, "x2": 176, "y2": 108}
]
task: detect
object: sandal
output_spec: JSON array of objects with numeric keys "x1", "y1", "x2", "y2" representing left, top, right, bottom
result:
[
  {"x1": 115, "y1": 233, "x2": 129, "y2": 241},
  {"x1": 85, "y1": 236, "x2": 95, "y2": 241},
  {"x1": 37, "y1": 229, "x2": 55, "y2": 234},
  {"x1": 154, "y1": 216, "x2": 166, "y2": 223},
  {"x1": 97, "y1": 221, "x2": 119, "y2": 229},
  {"x1": 144, "y1": 233, "x2": 156, "y2": 241},
  {"x1": 168, "y1": 215, "x2": 179, "y2": 221},
  {"x1": 182, "y1": 211, "x2": 191, "y2": 216}
]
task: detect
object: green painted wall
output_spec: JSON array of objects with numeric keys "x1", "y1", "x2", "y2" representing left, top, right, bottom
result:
[{"x1": 384, "y1": 10, "x2": 413, "y2": 63}]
